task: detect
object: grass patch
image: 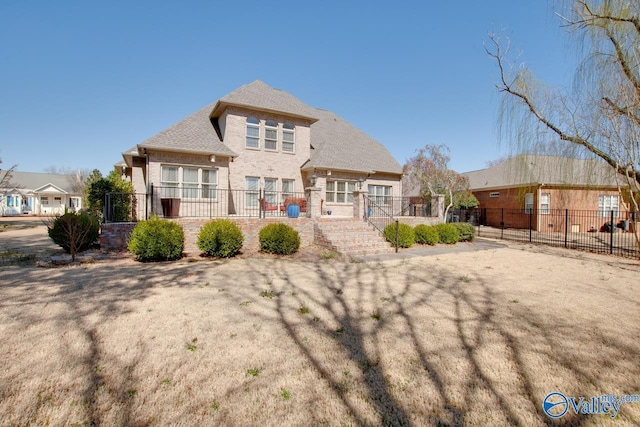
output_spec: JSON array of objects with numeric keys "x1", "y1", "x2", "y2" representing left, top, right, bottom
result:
[
  {"x1": 280, "y1": 389, "x2": 291, "y2": 400},
  {"x1": 211, "y1": 401, "x2": 220, "y2": 411},
  {"x1": 246, "y1": 368, "x2": 260, "y2": 377},
  {"x1": 298, "y1": 305, "x2": 310, "y2": 315},
  {"x1": 320, "y1": 251, "x2": 339, "y2": 260},
  {"x1": 259, "y1": 290, "x2": 276, "y2": 299}
]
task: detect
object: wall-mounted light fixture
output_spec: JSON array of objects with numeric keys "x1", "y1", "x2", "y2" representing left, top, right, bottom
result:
[
  {"x1": 210, "y1": 155, "x2": 216, "y2": 162},
  {"x1": 357, "y1": 177, "x2": 364, "y2": 190},
  {"x1": 311, "y1": 173, "x2": 317, "y2": 187},
  {"x1": 327, "y1": 170, "x2": 332, "y2": 176}
]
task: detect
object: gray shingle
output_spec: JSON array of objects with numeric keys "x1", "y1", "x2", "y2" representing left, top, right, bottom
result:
[
  {"x1": 3, "y1": 171, "x2": 79, "y2": 194},
  {"x1": 464, "y1": 155, "x2": 621, "y2": 190}
]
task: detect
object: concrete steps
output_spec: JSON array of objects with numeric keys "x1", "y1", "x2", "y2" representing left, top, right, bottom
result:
[{"x1": 314, "y1": 218, "x2": 394, "y2": 257}]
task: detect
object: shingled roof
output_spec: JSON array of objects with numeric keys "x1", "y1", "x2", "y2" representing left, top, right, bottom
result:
[
  {"x1": 2, "y1": 171, "x2": 79, "y2": 194},
  {"x1": 464, "y1": 155, "x2": 621, "y2": 190},
  {"x1": 129, "y1": 81, "x2": 402, "y2": 175}
]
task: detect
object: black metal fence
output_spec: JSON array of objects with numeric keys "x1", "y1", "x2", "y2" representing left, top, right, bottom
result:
[
  {"x1": 104, "y1": 186, "x2": 308, "y2": 222},
  {"x1": 449, "y1": 208, "x2": 640, "y2": 258}
]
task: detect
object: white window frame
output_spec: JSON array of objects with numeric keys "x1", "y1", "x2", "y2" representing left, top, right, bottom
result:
[
  {"x1": 540, "y1": 193, "x2": 550, "y2": 214},
  {"x1": 41, "y1": 196, "x2": 49, "y2": 205},
  {"x1": 161, "y1": 165, "x2": 218, "y2": 200},
  {"x1": 598, "y1": 194, "x2": 619, "y2": 218},
  {"x1": 282, "y1": 179, "x2": 294, "y2": 202},
  {"x1": 246, "y1": 177, "x2": 260, "y2": 208},
  {"x1": 282, "y1": 123, "x2": 295, "y2": 153},
  {"x1": 368, "y1": 184, "x2": 392, "y2": 205},
  {"x1": 524, "y1": 193, "x2": 534, "y2": 214},
  {"x1": 489, "y1": 192, "x2": 500, "y2": 198},
  {"x1": 264, "y1": 178, "x2": 278, "y2": 205},
  {"x1": 246, "y1": 117, "x2": 260, "y2": 149},
  {"x1": 265, "y1": 120, "x2": 278, "y2": 151},
  {"x1": 326, "y1": 180, "x2": 356, "y2": 204}
]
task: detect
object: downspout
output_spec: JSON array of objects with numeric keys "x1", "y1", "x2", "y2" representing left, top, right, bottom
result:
[{"x1": 537, "y1": 184, "x2": 542, "y2": 232}]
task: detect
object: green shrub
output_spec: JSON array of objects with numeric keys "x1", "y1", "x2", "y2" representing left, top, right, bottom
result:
[
  {"x1": 451, "y1": 222, "x2": 475, "y2": 242},
  {"x1": 48, "y1": 211, "x2": 100, "y2": 260},
  {"x1": 434, "y1": 223, "x2": 460, "y2": 244},
  {"x1": 414, "y1": 224, "x2": 440, "y2": 245},
  {"x1": 259, "y1": 223, "x2": 300, "y2": 255},
  {"x1": 198, "y1": 219, "x2": 244, "y2": 258},
  {"x1": 383, "y1": 222, "x2": 415, "y2": 248},
  {"x1": 128, "y1": 217, "x2": 184, "y2": 261}
]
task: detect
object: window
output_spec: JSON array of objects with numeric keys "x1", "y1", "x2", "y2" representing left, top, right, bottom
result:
[
  {"x1": 41, "y1": 197, "x2": 49, "y2": 205},
  {"x1": 264, "y1": 178, "x2": 278, "y2": 205},
  {"x1": 182, "y1": 167, "x2": 199, "y2": 199},
  {"x1": 525, "y1": 193, "x2": 534, "y2": 214},
  {"x1": 54, "y1": 197, "x2": 62, "y2": 203},
  {"x1": 489, "y1": 192, "x2": 500, "y2": 198},
  {"x1": 265, "y1": 120, "x2": 278, "y2": 150},
  {"x1": 283, "y1": 123, "x2": 295, "y2": 152},
  {"x1": 598, "y1": 194, "x2": 619, "y2": 218},
  {"x1": 161, "y1": 165, "x2": 217, "y2": 200},
  {"x1": 246, "y1": 117, "x2": 259, "y2": 148},
  {"x1": 70, "y1": 197, "x2": 81, "y2": 209},
  {"x1": 201, "y1": 170, "x2": 217, "y2": 199},
  {"x1": 246, "y1": 177, "x2": 260, "y2": 208},
  {"x1": 540, "y1": 193, "x2": 550, "y2": 214},
  {"x1": 161, "y1": 165, "x2": 179, "y2": 198},
  {"x1": 368, "y1": 185, "x2": 392, "y2": 205},
  {"x1": 326, "y1": 180, "x2": 355, "y2": 203},
  {"x1": 282, "y1": 179, "x2": 294, "y2": 202}
]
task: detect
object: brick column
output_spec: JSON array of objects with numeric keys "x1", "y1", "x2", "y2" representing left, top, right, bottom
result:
[
  {"x1": 306, "y1": 187, "x2": 322, "y2": 218},
  {"x1": 432, "y1": 194, "x2": 445, "y2": 221},
  {"x1": 352, "y1": 190, "x2": 365, "y2": 221}
]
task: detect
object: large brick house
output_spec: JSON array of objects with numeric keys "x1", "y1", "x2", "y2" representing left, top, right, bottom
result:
[
  {"x1": 116, "y1": 80, "x2": 403, "y2": 218},
  {"x1": 463, "y1": 155, "x2": 628, "y2": 232}
]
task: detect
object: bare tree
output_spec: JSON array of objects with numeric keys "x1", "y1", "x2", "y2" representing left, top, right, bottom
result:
[
  {"x1": 403, "y1": 144, "x2": 470, "y2": 221},
  {"x1": 0, "y1": 158, "x2": 17, "y2": 189},
  {"x1": 44, "y1": 166, "x2": 92, "y2": 204},
  {"x1": 487, "y1": 0, "x2": 640, "y2": 251}
]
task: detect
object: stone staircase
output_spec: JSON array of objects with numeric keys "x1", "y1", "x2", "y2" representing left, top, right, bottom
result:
[{"x1": 314, "y1": 218, "x2": 395, "y2": 257}]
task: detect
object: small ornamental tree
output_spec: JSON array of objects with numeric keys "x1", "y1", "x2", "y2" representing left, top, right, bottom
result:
[{"x1": 47, "y1": 211, "x2": 100, "y2": 261}]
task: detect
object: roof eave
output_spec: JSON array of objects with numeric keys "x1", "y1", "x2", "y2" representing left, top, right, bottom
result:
[{"x1": 211, "y1": 100, "x2": 319, "y2": 123}]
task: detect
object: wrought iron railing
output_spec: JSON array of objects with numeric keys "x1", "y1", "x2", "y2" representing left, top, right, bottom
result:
[
  {"x1": 449, "y1": 208, "x2": 639, "y2": 259},
  {"x1": 104, "y1": 186, "x2": 308, "y2": 222}
]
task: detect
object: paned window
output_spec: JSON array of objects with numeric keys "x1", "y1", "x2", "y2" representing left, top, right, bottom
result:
[
  {"x1": 265, "y1": 120, "x2": 278, "y2": 150},
  {"x1": 282, "y1": 179, "x2": 294, "y2": 201},
  {"x1": 161, "y1": 166, "x2": 180, "y2": 198},
  {"x1": 598, "y1": 194, "x2": 619, "y2": 218},
  {"x1": 264, "y1": 178, "x2": 278, "y2": 205},
  {"x1": 246, "y1": 177, "x2": 260, "y2": 208},
  {"x1": 326, "y1": 180, "x2": 355, "y2": 203},
  {"x1": 161, "y1": 165, "x2": 217, "y2": 200},
  {"x1": 525, "y1": 193, "x2": 534, "y2": 214},
  {"x1": 182, "y1": 167, "x2": 199, "y2": 199},
  {"x1": 540, "y1": 193, "x2": 550, "y2": 214},
  {"x1": 283, "y1": 123, "x2": 295, "y2": 152},
  {"x1": 246, "y1": 117, "x2": 260, "y2": 148},
  {"x1": 201, "y1": 170, "x2": 217, "y2": 199},
  {"x1": 368, "y1": 185, "x2": 392, "y2": 205}
]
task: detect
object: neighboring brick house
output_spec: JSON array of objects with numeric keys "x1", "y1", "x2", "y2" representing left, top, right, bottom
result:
[
  {"x1": 0, "y1": 171, "x2": 83, "y2": 216},
  {"x1": 116, "y1": 80, "x2": 403, "y2": 218},
  {"x1": 463, "y1": 155, "x2": 629, "y2": 232}
]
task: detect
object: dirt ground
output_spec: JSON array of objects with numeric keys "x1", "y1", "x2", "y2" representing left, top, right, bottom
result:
[{"x1": 0, "y1": 219, "x2": 639, "y2": 426}]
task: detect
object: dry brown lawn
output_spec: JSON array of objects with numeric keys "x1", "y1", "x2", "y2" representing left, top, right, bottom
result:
[{"x1": 1, "y1": 242, "x2": 639, "y2": 426}]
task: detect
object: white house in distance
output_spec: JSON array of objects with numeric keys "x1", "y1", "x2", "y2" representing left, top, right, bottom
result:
[{"x1": 0, "y1": 171, "x2": 83, "y2": 216}]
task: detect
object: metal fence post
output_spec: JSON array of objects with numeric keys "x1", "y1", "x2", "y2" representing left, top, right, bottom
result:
[
  {"x1": 610, "y1": 210, "x2": 614, "y2": 254},
  {"x1": 149, "y1": 184, "x2": 154, "y2": 220},
  {"x1": 564, "y1": 209, "x2": 569, "y2": 248},
  {"x1": 529, "y1": 209, "x2": 532, "y2": 243},
  {"x1": 395, "y1": 219, "x2": 399, "y2": 253},
  {"x1": 500, "y1": 208, "x2": 504, "y2": 240}
]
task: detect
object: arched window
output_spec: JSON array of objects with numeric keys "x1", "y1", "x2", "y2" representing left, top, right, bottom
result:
[
  {"x1": 283, "y1": 123, "x2": 295, "y2": 152},
  {"x1": 246, "y1": 117, "x2": 259, "y2": 148},
  {"x1": 265, "y1": 120, "x2": 277, "y2": 150}
]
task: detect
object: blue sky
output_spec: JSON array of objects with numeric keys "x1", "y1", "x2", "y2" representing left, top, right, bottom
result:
[{"x1": 0, "y1": 0, "x2": 575, "y2": 176}]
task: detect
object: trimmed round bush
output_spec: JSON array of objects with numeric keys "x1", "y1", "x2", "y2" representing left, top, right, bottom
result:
[
  {"x1": 128, "y1": 217, "x2": 184, "y2": 261},
  {"x1": 259, "y1": 223, "x2": 300, "y2": 255},
  {"x1": 451, "y1": 222, "x2": 475, "y2": 242},
  {"x1": 48, "y1": 211, "x2": 100, "y2": 257},
  {"x1": 383, "y1": 222, "x2": 415, "y2": 248},
  {"x1": 414, "y1": 224, "x2": 440, "y2": 245},
  {"x1": 198, "y1": 219, "x2": 244, "y2": 258},
  {"x1": 434, "y1": 223, "x2": 460, "y2": 244}
]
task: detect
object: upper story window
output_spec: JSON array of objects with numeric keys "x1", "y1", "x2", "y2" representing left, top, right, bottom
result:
[
  {"x1": 283, "y1": 123, "x2": 295, "y2": 152},
  {"x1": 246, "y1": 117, "x2": 260, "y2": 149},
  {"x1": 265, "y1": 120, "x2": 278, "y2": 151}
]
